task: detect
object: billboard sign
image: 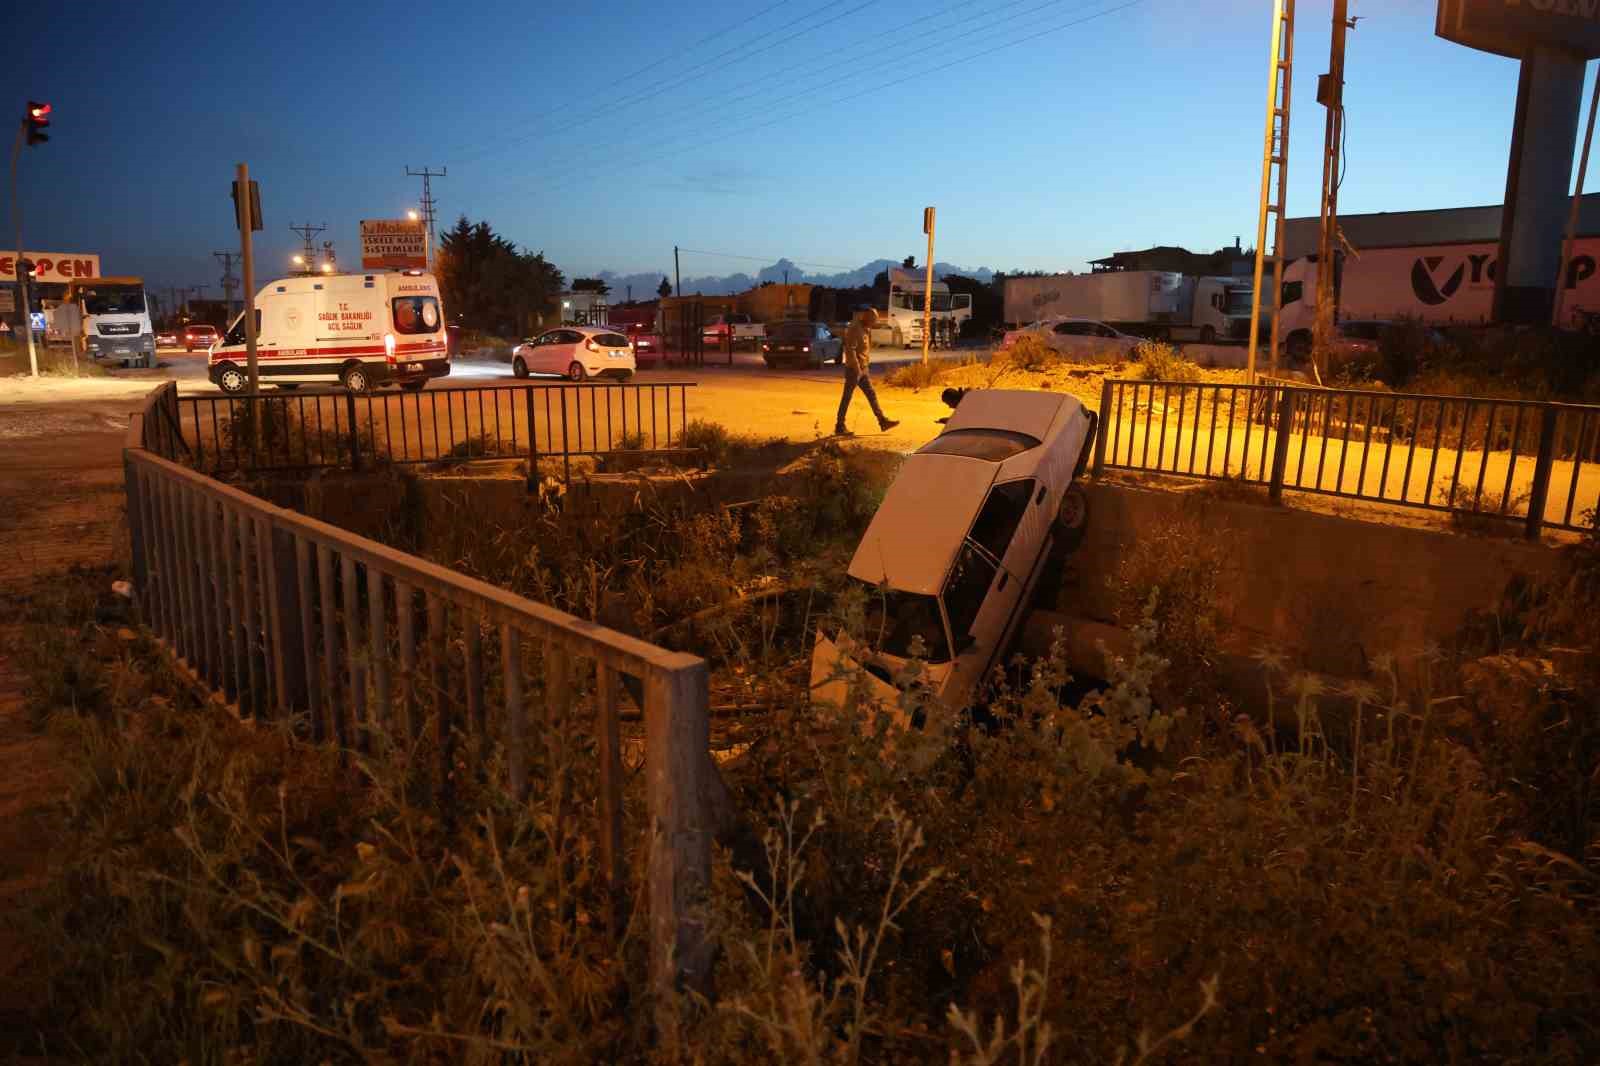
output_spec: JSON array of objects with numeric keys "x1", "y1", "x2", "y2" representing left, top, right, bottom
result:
[
  {"x1": 360, "y1": 219, "x2": 427, "y2": 270},
  {"x1": 1436, "y1": 0, "x2": 1600, "y2": 60},
  {"x1": 0, "y1": 251, "x2": 101, "y2": 282}
]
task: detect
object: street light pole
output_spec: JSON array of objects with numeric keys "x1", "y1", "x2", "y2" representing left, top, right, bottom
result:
[
  {"x1": 921, "y1": 207, "x2": 936, "y2": 366},
  {"x1": 9, "y1": 121, "x2": 38, "y2": 377}
]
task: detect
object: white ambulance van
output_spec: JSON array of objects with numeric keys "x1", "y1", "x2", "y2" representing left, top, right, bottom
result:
[{"x1": 208, "y1": 271, "x2": 450, "y2": 393}]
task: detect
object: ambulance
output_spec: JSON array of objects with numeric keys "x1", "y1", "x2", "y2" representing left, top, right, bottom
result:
[{"x1": 208, "y1": 271, "x2": 450, "y2": 393}]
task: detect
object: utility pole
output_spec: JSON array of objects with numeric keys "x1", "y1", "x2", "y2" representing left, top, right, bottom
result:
[
  {"x1": 921, "y1": 206, "x2": 937, "y2": 365},
  {"x1": 289, "y1": 221, "x2": 326, "y2": 275},
  {"x1": 405, "y1": 166, "x2": 445, "y2": 268},
  {"x1": 236, "y1": 163, "x2": 260, "y2": 392},
  {"x1": 11, "y1": 102, "x2": 51, "y2": 378},
  {"x1": 1246, "y1": 0, "x2": 1296, "y2": 383},
  {"x1": 1311, "y1": 0, "x2": 1354, "y2": 378},
  {"x1": 213, "y1": 251, "x2": 240, "y2": 317},
  {"x1": 674, "y1": 245, "x2": 681, "y2": 296}
]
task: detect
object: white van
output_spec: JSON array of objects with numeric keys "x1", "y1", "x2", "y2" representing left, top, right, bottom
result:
[{"x1": 208, "y1": 271, "x2": 450, "y2": 393}]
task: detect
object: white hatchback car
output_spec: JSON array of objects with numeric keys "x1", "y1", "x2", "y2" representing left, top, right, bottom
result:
[
  {"x1": 1002, "y1": 317, "x2": 1142, "y2": 363},
  {"x1": 512, "y1": 325, "x2": 637, "y2": 382},
  {"x1": 812, "y1": 389, "x2": 1098, "y2": 727}
]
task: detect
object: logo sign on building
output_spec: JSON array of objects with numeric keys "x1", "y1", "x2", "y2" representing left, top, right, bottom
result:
[
  {"x1": 359, "y1": 219, "x2": 427, "y2": 270},
  {"x1": 0, "y1": 251, "x2": 102, "y2": 282},
  {"x1": 1436, "y1": 0, "x2": 1600, "y2": 60},
  {"x1": 0, "y1": 289, "x2": 14, "y2": 313}
]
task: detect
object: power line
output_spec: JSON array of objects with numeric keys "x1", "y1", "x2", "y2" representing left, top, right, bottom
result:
[
  {"x1": 289, "y1": 221, "x2": 327, "y2": 271},
  {"x1": 512, "y1": 0, "x2": 1094, "y2": 188},
  {"x1": 406, "y1": 166, "x2": 446, "y2": 258},
  {"x1": 532, "y1": 0, "x2": 1150, "y2": 197},
  {"x1": 451, "y1": 0, "x2": 882, "y2": 165}
]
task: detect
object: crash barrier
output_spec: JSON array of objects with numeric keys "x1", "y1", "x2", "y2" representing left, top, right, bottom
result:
[
  {"x1": 1092, "y1": 379, "x2": 1600, "y2": 538},
  {"x1": 123, "y1": 383, "x2": 719, "y2": 1025},
  {"x1": 160, "y1": 381, "x2": 697, "y2": 487}
]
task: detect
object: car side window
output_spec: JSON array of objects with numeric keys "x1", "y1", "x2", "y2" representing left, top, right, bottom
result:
[
  {"x1": 557, "y1": 330, "x2": 582, "y2": 344},
  {"x1": 1097, "y1": 325, "x2": 1117, "y2": 337},
  {"x1": 1052, "y1": 322, "x2": 1076, "y2": 335},
  {"x1": 967, "y1": 479, "x2": 1035, "y2": 562},
  {"x1": 943, "y1": 543, "x2": 997, "y2": 643}
]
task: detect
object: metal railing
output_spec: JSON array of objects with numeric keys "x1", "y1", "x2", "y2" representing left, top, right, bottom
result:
[
  {"x1": 1092, "y1": 378, "x2": 1600, "y2": 538},
  {"x1": 124, "y1": 384, "x2": 720, "y2": 1028},
  {"x1": 164, "y1": 381, "x2": 696, "y2": 487}
]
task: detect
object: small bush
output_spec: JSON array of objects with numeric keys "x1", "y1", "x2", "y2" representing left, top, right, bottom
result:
[
  {"x1": 1002, "y1": 332, "x2": 1059, "y2": 372},
  {"x1": 681, "y1": 418, "x2": 732, "y2": 465},
  {"x1": 1134, "y1": 340, "x2": 1201, "y2": 382},
  {"x1": 882, "y1": 354, "x2": 976, "y2": 390}
]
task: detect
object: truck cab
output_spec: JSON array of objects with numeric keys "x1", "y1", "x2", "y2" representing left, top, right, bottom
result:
[{"x1": 65, "y1": 276, "x2": 156, "y2": 368}]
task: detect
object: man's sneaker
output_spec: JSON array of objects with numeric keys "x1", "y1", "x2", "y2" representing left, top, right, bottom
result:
[
  {"x1": 834, "y1": 427, "x2": 855, "y2": 438},
  {"x1": 879, "y1": 418, "x2": 900, "y2": 431}
]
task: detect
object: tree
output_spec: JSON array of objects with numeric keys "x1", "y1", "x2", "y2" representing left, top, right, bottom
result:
[
  {"x1": 571, "y1": 277, "x2": 611, "y2": 295},
  {"x1": 657, "y1": 277, "x2": 672, "y2": 299},
  {"x1": 901, "y1": 255, "x2": 916, "y2": 270},
  {"x1": 435, "y1": 216, "x2": 564, "y2": 338}
]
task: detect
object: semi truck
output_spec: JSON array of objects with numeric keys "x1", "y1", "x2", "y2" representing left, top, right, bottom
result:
[
  {"x1": 882, "y1": 266, "x2": 973, "y2": 347},
  {"x1": 63, "y1": 276, "x2": 157, "y2": 368},
  {"x1": 1276, "y1": 239, "x2": 1600, "y2": 359},
  {"x1": 1002, "y1": 271, "x2": 1254, "y2": 343}
]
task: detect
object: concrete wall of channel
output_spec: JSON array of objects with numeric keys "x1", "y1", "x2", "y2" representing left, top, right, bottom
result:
[{"x1": 1028, "y1": 481, "x2": 1561, "y2": 691}]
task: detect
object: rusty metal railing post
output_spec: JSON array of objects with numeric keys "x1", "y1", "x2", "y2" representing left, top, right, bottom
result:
[
  {"x1": 1268, "y1": 386, "x2": 1297, "y2": 502},
  {"x1": 344, "y1": 390, "x2": 362, "y2": 472},
  {"x1": 524, "y1": 386, "x2": 539, "y2": 494},
  {"x1": 1092, "y1": 379, "x2": 1113, "y2": 477},
  {"x1": 1525, "y1": 405, "x2": 1559, "y2": 540}
]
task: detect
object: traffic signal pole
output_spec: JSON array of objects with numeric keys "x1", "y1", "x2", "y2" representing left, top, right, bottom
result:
[
  {"x1": 8, "y1": 120, "x2": 38, "y2": 377},
  {"x1": 236, "y1": 163, "x2": 260, "y2": 391}
]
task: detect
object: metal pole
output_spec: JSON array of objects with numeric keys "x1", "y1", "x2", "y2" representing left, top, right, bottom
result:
[
  {"x1": 1267, "y1": 0, "x2": 1295, "y2": 377},
  {"x1": 1246, "y1": 0, "x2": 1287, "y2": 384},
  {"x1": 674, "y1": 245, "x2": 681, "y2": 297},
  {"x1": 1554, "y1": 60, "x2": 1600, "y2": 328},
  {"x1": 1312, "y1": 0, "x2": 1350, "y2": 375},
  {"x1": 921, "y1": 206, "x2": 936, "y2": 366},
  {"x1": 9, "y1": 121, "x2": 38, "y2": 378},
  {"x1": 237, "y1": 163, "x2": 259, "y2": 392}
]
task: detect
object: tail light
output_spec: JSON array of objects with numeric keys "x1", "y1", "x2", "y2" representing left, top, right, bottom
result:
[
  {"x1": 762, "y1": 341, "x2": 770, "y2": 351},
  {"x1": 802, "y1": 345, "x2": 810, "y2": 352},
  {"x1": 385, "y1": 333, "x2": 396, "y2": 364}
]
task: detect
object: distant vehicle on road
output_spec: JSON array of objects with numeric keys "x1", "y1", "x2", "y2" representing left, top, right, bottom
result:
[
  {"x1": 183, "y1": 324, "x2": 218, "y2": 352},
  {"x1": 209, "y1": 271, "x2": 450, "y2": 393},
  {"x1": 65, "y1": 276, "x2": 157, "y2": 368},
  {"x1": 885, "y1": 266, "x2": 973, "y2": 349},
  {"x1": 1003, "y1": 271, "x2": 1253, "y2": 344},
  {"x1": 156, "y1": 328, "x2": 179, "y2": 347},
  {"x1": 701, "y1": 313, "x2": 764, "y2": 350},
  {"x1": 512, "y1": 325, "x2": 636, "y2": 382},
  {"x1": 1001, "y1": 317, "x2": 1142, "y2": 362},
  {"x1": 811, "y1": 388, "x2": 1098, "y2": 726},
  {"x1": 762, "y1": 320, "x2": 842, "y2": 369}
]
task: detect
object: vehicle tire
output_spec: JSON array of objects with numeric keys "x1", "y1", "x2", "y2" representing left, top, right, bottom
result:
[
  {"x1": 216, "y1": 364, "x2": 247, "y2": 394},
  {"x1": 810, "y1": 356, "x2": 823, "y2": 371},
  {"x1": 512, "y1": 356, "x2": 529, "y2": 379},
  {"x1": 1286, "y1": 331, "x2": 1312, "y2": 362},
  {"x1": 566, "y1": 361, "x2": 587, "y2": 382},
  {"x1": 763, "y1": 356, "x2": 777, "y2": 369},
  {"x1": 622, "y1": 370, "x2": 635, "y2": 382},
  {"x1": 398, "y1": 380, "x2": 426, "y2": 392},
  {"x1": 1199, "y1": 325, "x2": 1217, "y2": 344},
  {"x1": 1057, "y1": 484, "x2": 1090, "y2": 552},
  {"x1": 276, "y1": 383, "x2": 300, "y2": 390},
  {"x1": 341, "y1": 363, "x2": 373, "y2": 393}
]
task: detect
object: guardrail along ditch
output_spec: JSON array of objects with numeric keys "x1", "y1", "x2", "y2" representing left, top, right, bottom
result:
[
  {"x1": 123, "y1": 382, "x2": 721, "y2": 1028},
  {"x1": 159, "y1": 381, "x2": 696, "y2": 487},
  {"x1": 1093, "y1": 379, "x2": 1600, "y2": 537}
]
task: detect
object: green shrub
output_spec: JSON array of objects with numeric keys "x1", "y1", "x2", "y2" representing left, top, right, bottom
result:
[
  {"x1": 681, "y1": 418, "x2": 733, "y2": 465},
  {"x1": 1134, "y1": 340, "x2": 1201, "y2": 382},
  {"x1": 1003, "y1": 332, "x2": 1058, "y2": 372}
]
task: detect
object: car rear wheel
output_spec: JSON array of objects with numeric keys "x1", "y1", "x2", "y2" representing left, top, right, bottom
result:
[
  {"x1": 567, "y1": 361, "x2": 587, "y2": 382},
  {"x1": 276, "y1": 383, "x2": 300, "y2": 390},
  {"x1": 341, "y1": 364, "x2": 373, "y2": 393},
  {"x1": 1057, "y1": 484, "x2": 1090, "y2": 550},
  {"x1": 1200, "y1": 325, "x2": 1217, "y2": 343},
  {"x1": 512, "y1": 356, "x2": 528, "y2": 379},
  {"x1": 763, "y1": 356, "x2": 776, "y2": 369},
  {"x1": 398, "y1": 381, "x2": 425, "y2": 392},
  {"x1": 217, "y1": 365, "x2": 247, "y2": 394}
]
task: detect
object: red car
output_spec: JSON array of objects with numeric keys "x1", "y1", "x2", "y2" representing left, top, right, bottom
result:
[{"x1": 183, "y1": 323, "x2": 219, "y2": 352}]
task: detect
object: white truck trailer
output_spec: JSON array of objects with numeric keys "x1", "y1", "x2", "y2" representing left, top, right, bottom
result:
[
  {"x1": 1276, "y1": 239, "x2": 1600, "y2": 359},
  {"x1": 880, "y1": 266, "x2": 973, "y2": 347},
  {"x1": 1003, "y1": 271, "x2": 1253, "y2": 343}
]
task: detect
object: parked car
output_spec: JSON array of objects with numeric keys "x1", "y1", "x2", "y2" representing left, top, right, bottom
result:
[
  {"x1": 702, "y1": 312, "x2": 764, "y2": 350},
  {"x1": 511, "y1": 325, "x2": 636, "y2": 382},
  {"x1": 1001, "y1": 317, "x2": 1141, "y2": 363},
  {"x1": 762, "y1": 321, "x2": 842, "y2": 369},
  {"x1": 156, "y1": 328, "x2": 179, "y2": 347},
  {"x1": 1287, "y1": 319, "x2": 1452, "y2": 369},
  {"x1": 811, "y1": 389, "x2": 1099, "y2": 727},
  {"x1": 183, "y1": 323, "x2": 219, "y2": 352}
]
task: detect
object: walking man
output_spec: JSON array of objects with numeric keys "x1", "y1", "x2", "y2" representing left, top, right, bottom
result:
[{"x1": 836, "y1": 308, "x2": 898, "y2": 437}]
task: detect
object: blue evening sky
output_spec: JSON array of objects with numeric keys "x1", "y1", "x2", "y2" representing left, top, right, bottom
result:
[{"x1": 12, "y1": 0, "x2": 1596, "y2": 292}]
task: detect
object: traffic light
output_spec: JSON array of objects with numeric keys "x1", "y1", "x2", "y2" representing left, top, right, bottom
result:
[{"x1": 25, "y1": 100, "x2": 50, "y2": 146}]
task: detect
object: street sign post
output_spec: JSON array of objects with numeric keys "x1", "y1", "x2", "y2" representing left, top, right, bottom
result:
[{"x1": 233, "y1": 165, "x2": 261, "y2": 391}]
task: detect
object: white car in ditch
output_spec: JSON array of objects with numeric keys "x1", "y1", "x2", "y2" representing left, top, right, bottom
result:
[{"x1": 811, "y1": 389, "x2": 1098, "y2": 728}]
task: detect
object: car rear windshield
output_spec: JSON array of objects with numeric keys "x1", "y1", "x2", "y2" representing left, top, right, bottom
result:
[
  {"x1": 917, "y1": 428, "x2": 1041, "y2": 462},
  {"x1": 773, "y1": 323, "x2": 814, "y2": 340},
  {"x1": 593, "y1": 332, "x2": 630, "y2": 347},
  {"x1": 391, "y1": 296, "x2": 441, "y2": 335},
  {"x1": 855, "y1": 581, "x2": 951, "y2": 664}
]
